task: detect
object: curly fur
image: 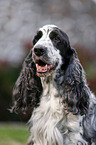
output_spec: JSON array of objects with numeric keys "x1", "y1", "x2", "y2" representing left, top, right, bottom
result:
[{"x1": 11, "y1": 25, "x2": 96, "y2": 145}]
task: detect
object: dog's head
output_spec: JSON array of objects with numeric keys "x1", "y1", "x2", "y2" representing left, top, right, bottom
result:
[{"x1": 32, "y1": 25, "x2": 73, "y2": 77}]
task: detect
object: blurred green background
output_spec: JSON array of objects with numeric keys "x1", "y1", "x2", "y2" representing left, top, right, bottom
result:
[
  {"x1": 0, "y1": 123, "x2": 29, "y2": 145},
  {"x1": 0, "y1": 0, "x2": 96, "y2": 144}
]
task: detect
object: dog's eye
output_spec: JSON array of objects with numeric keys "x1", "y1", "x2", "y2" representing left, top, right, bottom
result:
[
  {"x1": 33, "y1": 31, "x2": 43, "y2": 45},
  {"x1": 50, "y1": 31, "x2": 60, "y2": 43},
  {"x1": 54, "y1": 36, "x2": 60, "y2": 43}
]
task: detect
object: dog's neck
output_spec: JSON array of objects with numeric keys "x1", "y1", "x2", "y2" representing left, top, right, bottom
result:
[
  {"x1": 40, "y1": 72, "x2": 63, "y2": 98},
  {"x1": 41, "y1": 75, "x2": 52, "y2": 83},
  {"x1": 41, "y1": 75, "x2": 55, "y2": 95}
]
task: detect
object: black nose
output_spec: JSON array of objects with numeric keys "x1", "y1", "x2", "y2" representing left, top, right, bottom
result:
[{"x1": 34, "y1": 47, "x2": 46, "y2": 57}]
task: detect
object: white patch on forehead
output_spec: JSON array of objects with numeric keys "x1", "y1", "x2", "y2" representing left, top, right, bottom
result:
[
  {"x1": 34, "y1": 25, "x2": 58, "y2": 47},
  {"x1": 39, "y1": 25, "x2": 57, "y2": 34}
]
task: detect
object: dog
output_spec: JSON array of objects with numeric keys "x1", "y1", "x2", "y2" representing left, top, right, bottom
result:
[{"x1": 11, "y1": 25, "x2": 96, "y2": 145}]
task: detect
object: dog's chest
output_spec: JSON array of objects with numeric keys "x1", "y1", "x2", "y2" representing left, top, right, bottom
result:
[
  {"x1": 29, "y1": 81, "x2": 64, "y2": 144},
  {"x1": 29, "y1": 79, "x2": 85, "y2": 145}
]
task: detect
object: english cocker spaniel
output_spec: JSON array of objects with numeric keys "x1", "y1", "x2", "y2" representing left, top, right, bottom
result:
[{"x1": 11, "y1": 25, "x2": 96, "y2": 145}]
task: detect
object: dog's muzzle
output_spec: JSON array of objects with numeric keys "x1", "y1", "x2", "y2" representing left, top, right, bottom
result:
[{"x1": 33, "y1": 46, "x2": 57, "y2": 77}]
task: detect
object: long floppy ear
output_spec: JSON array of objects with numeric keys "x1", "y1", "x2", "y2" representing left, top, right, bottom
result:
[
  {"x1": 11, "y1": 50, "x2": 43, "y2": 115},
  {"x1": 63, "y1": 51, "x2": 90, "y2": 115},
  {"x1": 54, "y1": 48, "x2": 90, "y2": 115}
]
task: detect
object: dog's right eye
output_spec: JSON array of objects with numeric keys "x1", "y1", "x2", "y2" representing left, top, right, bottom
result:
[{"x1": 33, "y1": 31, "x2": 43, "y2": 45}]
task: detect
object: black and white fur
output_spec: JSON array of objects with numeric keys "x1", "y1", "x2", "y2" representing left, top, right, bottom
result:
[{"x1": 11, "y1": 25, "x2": 96, "y2": 145}]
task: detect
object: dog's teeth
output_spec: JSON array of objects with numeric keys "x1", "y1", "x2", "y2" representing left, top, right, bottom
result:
[
  {"x1": 45, "y1": 64, "x2": 47, "y2": 70},
  {"x1": 38, "y1": 66, "x2": 41, "y2": 69},
  {"x1": 36, "y1": 63, "x2": 55, "y2": 73},
  {"x1": 36, "y1": 64, "x2": 38, "y2": 67}
]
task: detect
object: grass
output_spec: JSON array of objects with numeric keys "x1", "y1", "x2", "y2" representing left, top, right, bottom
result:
[{"x1": 0, "y1": 122, "x2": 30, "y2": 145}]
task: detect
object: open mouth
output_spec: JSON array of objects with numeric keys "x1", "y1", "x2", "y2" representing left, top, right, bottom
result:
[{"x1": 35, "y1": 60, "x2": 57, "y2": 76}]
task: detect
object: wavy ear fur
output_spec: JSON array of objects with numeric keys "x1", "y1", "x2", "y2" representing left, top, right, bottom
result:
[
  {"x1": 54, "y1": 49, "x2": 90, "y2": 115},
  {"x1": 11, "y1": 50, "x2": 43, "y2": 114},
  {"x1": 83, "y1": 102, "x2": 96, "y2": 143}
]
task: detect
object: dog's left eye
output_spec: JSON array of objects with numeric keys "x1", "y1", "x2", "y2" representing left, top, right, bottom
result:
[
  {"x1": 50, "y1": 31, "x2": 60, "y2": 43},
  {"x1": 54, "y1": 36, "x2": 60, "y2": 43}
]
